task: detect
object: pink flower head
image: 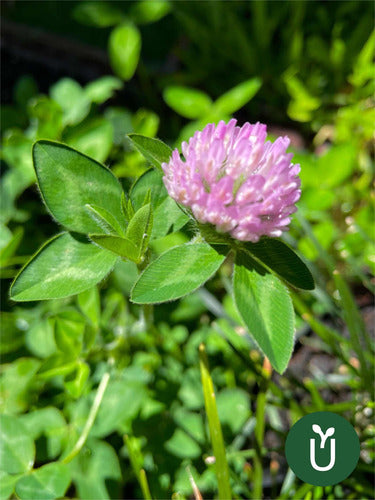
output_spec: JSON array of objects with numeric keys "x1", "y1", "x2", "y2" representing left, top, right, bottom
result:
[{"x1": 162, "y1": 119, "x2": 301, "y2": 242}]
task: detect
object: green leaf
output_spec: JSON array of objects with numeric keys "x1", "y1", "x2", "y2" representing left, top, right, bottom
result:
[
  {"x1": 85, "y1": 203, "x2": 125, "y2": 236},
  {"x1": 54, "y1": 309, "x2": 85, "y2": 357},
  {"x1": 165, "y1": 429, "x2": 201, "y2": 459},
  {"x1": 10, "y1": 232, "x2": 118, "y2": 301},
  {"x1": 284, "y1": 75, "x2": 320, "y2": 122},
  {"x1": 163, "y1": 85, "x2": 213, "y2": 119},
  {"x1": 0, "y1": 471, "x2": 20, "y2": 500},
  {"x1": 127, "y1": 134, "x2": 172, "y2": 171},
  {"x1": 152, "y1": 197, "x2": 189, "y2": 239},
  {"x1": 213, "y1": 78, "x2": 262, "y2": 115},
  {"x1": 243, "y1": 239, "x2": 314, "y2": 290},
  {"x1": 90, "y1": 234, "x2": 139, "y2": 262},
  {"x1": 92, "y1": 380, "x2": 148, "y2": 437},
  {"x1": 0, "y1": 227, "x2": 23, "y2": 267},
  {"x1": 77, "y1": 286, "x2": 100, "y2": 327},
  {"x1": 121, "y1": 192, "x2": 135, "y2": 221},
  {"x1": 0, "y1": 415, "x2": 35, "y2": 474},
  {"x1": 131, "y1": 243, "x2": 227, "y2": 304},
  {"x1": 233, "y1": 254, "x2": 295, "y2": 374},
  {"x1": 27, "y1": 96, "x2": 63, "y2": 139},
  {"x1": 317, "y1": 144, "x2": 356, "y2": 188},
  {"x1": 85, "y1": 76, "x2": 123, "y2": 104},
  {"x1": 70, "y1": 439, "x2": 121, "y2": 500},
  {"x1": 21, "y1": 408, "x2": 65, "y2": 439},
  {"x1": 64, "y1": 361, "x2": 90, "y2": 399},
  {"x1": 198, "y1": 222, "x2": 234, "y2": 245},
  {"x1": 15, "y1": 463, "x2": 70, "y2": 500},
  {"x1": 0, "y1": 359, "x2": 40, "y2": 414},
  {"x1": 130, "y1": 168, "x2": 167, "y2": 211},
  {"x1": 73, "y1": 1, "x2": 124, "y2": 27},
  {"x1": 126, "y1": 203, "x2": 153, "y2": 257},
  {"x1": 38, "y1": 355, "x2": 77, "y2": 380},
  {"x1": 132, "y1": 109, "x2": 159, "y2": 137},
  {"x1": 25, "y1": 318, "x2": 57, "y2": 358},
  {"x1": 20, "y1": 407, "x2": 67, "y2": 460},
  {"x1": 65, "y1": 117, "x2": 114, "y2": 163},
  {"x1": 0, "y1": 312, "x2": 25, "y2": 354},
  {"x1": 1, "y1": 129, "x2": 34, "y2": 177},
  {"x1": 50, "y1": 78, "x2": 91, "y2": 127},
  {"x1": 173, "y1": 407, "x2": 205, "y2": 444},
  {"x1": 105, "y1": 107, "x2": 133, "y2": 145},
  {"x1": 130, "y1": 0, "x2": 171, "y2": 24},
  {"x1": 216, "y1": 388, "x2": 251, "y2": 434},
  {"x1": 33, "y1": 140, "x2": 125, "y2": 234},
  {"x1": 109, "y1": 23, "x2": 141, "y2": 81},
  {"x1": 0, "y1": 224, "x2": 12, "y2": 250},
  {"x1": 349, "y1": 29, "x2": 375, "y2": 87}
]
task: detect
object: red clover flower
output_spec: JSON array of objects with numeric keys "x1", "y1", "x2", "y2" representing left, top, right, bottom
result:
[{"x1": 162, "y1": 119, "x2": 301, "y2": 242}]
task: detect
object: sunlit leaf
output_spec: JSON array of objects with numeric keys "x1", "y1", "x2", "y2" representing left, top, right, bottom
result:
[
  {"x1": 132, "y1": 109, "x2": 159, "y2": 137},
  {"x1": 163, "y1": 86, "x2": 212, "y2": 119},
  {"x1": 130, "y1": 0, "x2": 171, "y2": 24},
  {"x1": 33, "y1": 140, "x2": 125, "y2": 234},
  {"x1": 90, "y1": 234, "x2": 139, "y2": 262},
  {"x1": 11, "y1": 233, "x2": 118, "y2": 301},
  {"x1": 213, "y1": 78, "x2": 262, "y2": 115},
  {"x1": 233, "y1": 253, "x2": 294, "y2": 373},
  {"x1": 50, "y1": 78, "x2": 91, "y2": 127},
  {"x1": 131, "y1": 243, "x2": 227, "y2": 304},
  {"x1": 127, "y1": 134, "x2": 172, "y2": 171},
  {"x1": 77, "y1": 286, "x2": 100, "y2": 327},
  {"x1": 65, "y1": 118, "x2": 114, "y2": 163},
  {"x1": 216, "y1": 388, "x2": 251, "y2": 433},
  {"x1": 0, "y1": 415, "x2": 35, "y2": 474},
  {"x1": 15, "y1": 463, "x2": 70, "y2": 500},
  {"x1": 125, "y1": 203, "x2": 153, "y2": 257},
  {"x1": 130, "y1": 168, "x2": 167, "y2": 211},
  {"x1": 73, "y1": 1, "x2": 124, "y2": 27},
  {"x1": 0, "y1": 471, "x2": 19, "y2": 500},
  {"x1": 70, "y1": 439, "x2": 121, "y2": 499},
  {"x1": 20, "y1": 407, "x2": 67, "y2": 459},
  {"x1": 25, "y1": 318, "x2": 56, "y2": 358},
  {"x1": 109, "y1": 23, "x2": 141, "y2": 81},
  {"x1": 165, "y1": 429, "x2": 201, "y2": 459},
  {"x1": 85, "y1": 76, "x2": 123, "y2": 104}
]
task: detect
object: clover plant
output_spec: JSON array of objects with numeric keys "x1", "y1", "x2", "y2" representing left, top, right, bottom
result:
[{"x1": 11, "y1": 121, "x2": 314, "y2": 374}]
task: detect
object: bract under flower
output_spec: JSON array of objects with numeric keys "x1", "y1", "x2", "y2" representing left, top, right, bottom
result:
[{"x1": 162, "y1": 119, "x2": 301, "y2": 242}]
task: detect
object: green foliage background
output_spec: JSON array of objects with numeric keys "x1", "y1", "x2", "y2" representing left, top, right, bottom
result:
[{"x1": 1, "y1": 1, "x2": 374, "y2": 499}]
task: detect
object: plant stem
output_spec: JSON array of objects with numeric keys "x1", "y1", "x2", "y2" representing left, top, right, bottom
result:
[
  {"x1": 125, "y1": 434, "x2": 152, "y2": 500},
  {"x1": 62, "y1": 371, "x2": 110, "y2": 464},
  {"x1": 137, "y1": 251, "x2": 154, "y2": 331},
  {"x1": 199, "y1": 343, "x2": 232, "y2": 500},
  {"x1": 139, "y1": 469, "x2": 152, "y2": 500}
]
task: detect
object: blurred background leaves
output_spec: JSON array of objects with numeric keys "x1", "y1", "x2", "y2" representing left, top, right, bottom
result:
[{"x1": 1, "y1": 1, "x2": 374, "y2": 499}]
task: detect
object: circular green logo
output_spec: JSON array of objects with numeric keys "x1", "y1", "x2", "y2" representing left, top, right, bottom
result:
[{"x1": 285, "y1": 411, "x2": 360, "y2": 486}]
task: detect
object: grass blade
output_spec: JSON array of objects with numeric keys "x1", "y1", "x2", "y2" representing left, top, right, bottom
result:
[{"x1": 199, "y1": 344, "x2": 231, "y2": 500}]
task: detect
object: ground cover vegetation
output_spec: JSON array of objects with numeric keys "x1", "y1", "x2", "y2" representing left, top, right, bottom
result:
[{"x1": 1, "y1": 1, "x2": 374, "y2": 499}]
